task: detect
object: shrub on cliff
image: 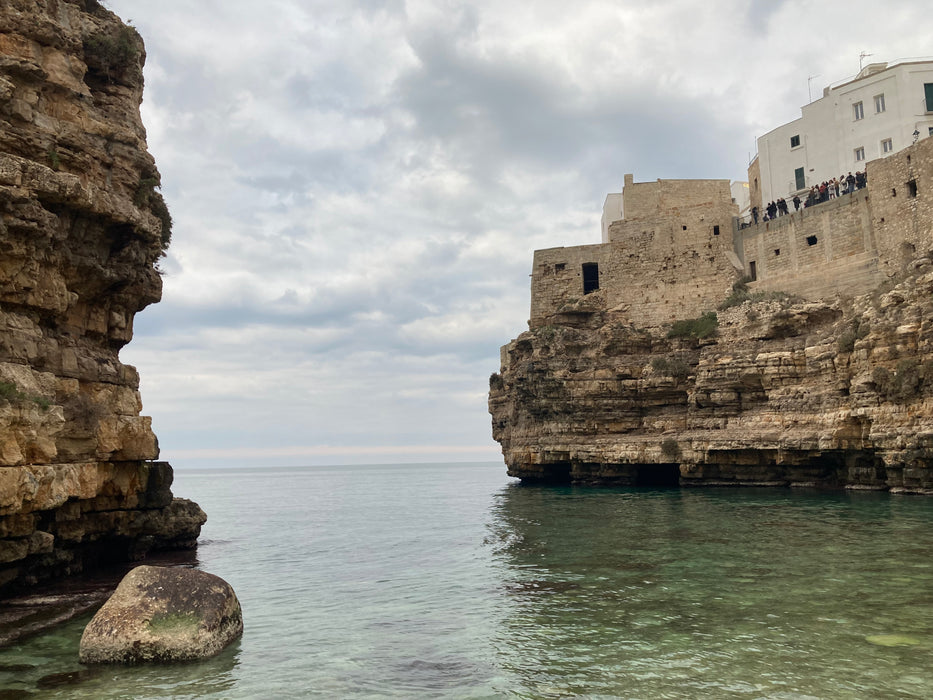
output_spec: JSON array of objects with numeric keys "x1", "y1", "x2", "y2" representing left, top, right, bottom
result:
[
  {"x1": 83, "y1": 25, "x2": 141, "y2": 84},
  {"x1": 838, "y1": 320, "x2": 870, "y2": 353},
  {"x1": 651, "y1": 357, "x2": 690, "y2": 380},
  {"x1": 134, "y1": 176, "x2": 173, "y2": 251},
  {"x1": 668, "y1": 312, "x2": 718, "y2": 340}
]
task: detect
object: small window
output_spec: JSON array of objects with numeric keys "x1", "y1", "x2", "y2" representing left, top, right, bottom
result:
[
  {"x1": 790, "y1": 134, "x2": 800, "y2": 148},
  {"x1": 774, "y1": 249, "x2": 781, "y2": 256},
  {"x1": 555, "y1": 263, "x2": 566, "y2": 271},
  {"x1": 926, "y1": 83, "x2": 933, "y2": 112},
  {"x1": 881, "y1": 138, "x2": 893, "y2": 154},
  {"x1": 749, "y1": 261, "x2": 757, "y2": 281},
  {"x1": 713, "y1": 225, "x2": 720, "y2": 236},
  {"x1": 874, "y1": 93, "x2": 886, "y2": 113},
  {"x1": 582, "y1": 263, "x2": 599, "y2": 294},
  {"x1": 682, "y1": 225, "x2": 687, "y2": 231},
  {"x1": 853, "y1": 101, "x2": 864, "y2": 120},
  {"x1": 855, "y1": 146, "x2": 865, "y2": 162},
  {"x1": 892, "y1": 188, "x2": 897, "y2": 197},
  {"x1": 908, "y1": 179, "x2": 918, "y2": 198},
  {"x1": 807, "y1": 235, "x2": 819, "y2": 246}
]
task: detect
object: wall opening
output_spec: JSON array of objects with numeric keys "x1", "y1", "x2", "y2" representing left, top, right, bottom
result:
[
  {"x1": 892, "y1": 188, "x2": 897, "y2": 197},
  {"x1": 774, "y1": 249, "x2": 781, "y2": 256},
  {"x1": 555, "y1": 263, "x2": 566, "y2": 271},
  {"x1": 713, "y1": 225, "x2": 720, "y2": 236},
  {"x1": 635, "y1": 464, "x2": 681, "y2": 488},
  {"x1": 806, "y1": 235, "x2": 818, "y2": 246},
  {"x1": 582, "y1": 263, "x2": 599, "y2": 294},
  {"x1": 749, "y1": 260, "x2": 757, "y2": 281},
  {"x1": 908, "y1": 179, "x2": 918, "y2": 198}
]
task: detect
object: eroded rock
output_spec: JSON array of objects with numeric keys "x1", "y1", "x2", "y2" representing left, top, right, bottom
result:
[{"x1": 79, "y1": 566, "x2": 242, "y2": 664}]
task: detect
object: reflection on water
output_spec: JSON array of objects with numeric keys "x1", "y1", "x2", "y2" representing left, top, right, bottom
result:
[
  {"x1": 488, "y1": 484, "x2": 933, "y2": 698},
  {"x1": 3, "y1": 465, "x2": 933, "y2": 698}
]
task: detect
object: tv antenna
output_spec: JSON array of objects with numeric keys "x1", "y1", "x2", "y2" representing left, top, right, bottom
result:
[
  {"x1": 808, "y1": 74, "x2": 821, "y2": 103},
  {"x1": 859, "y1": 51, "x2": 873, "y2": 70}
]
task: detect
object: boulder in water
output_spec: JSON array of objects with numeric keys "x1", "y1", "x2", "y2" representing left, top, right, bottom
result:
[{"x1": 79, "y1": 565, "x2": 242, "y2": 664}]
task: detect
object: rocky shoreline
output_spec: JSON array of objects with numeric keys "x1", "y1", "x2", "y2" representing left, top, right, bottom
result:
[
  {"x1": 1, "y1": 1, "x2": 204, "y2": 596},
  {"x1": 490, "y1": 253, "x2": 933, "y2": 490}
]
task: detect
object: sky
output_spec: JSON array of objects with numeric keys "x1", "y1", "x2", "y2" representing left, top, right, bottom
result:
[{"x1": 102, "y1": 0, "x2": 933, "y2": 468}]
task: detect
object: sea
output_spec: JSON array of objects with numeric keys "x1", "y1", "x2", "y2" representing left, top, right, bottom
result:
[{"x1": 2, "y1": 461, "x2": 933, "y2": 699}]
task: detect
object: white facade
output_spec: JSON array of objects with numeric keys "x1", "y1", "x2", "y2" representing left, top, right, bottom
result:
[
  {"x1": 755, "y1": 60, "x2": 933, "y2": 204},
  {"x1": 601, "y1": 193, "x2": 623, "y2": 243}
]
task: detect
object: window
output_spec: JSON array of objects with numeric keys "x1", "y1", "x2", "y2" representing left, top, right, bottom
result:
[
  {"x1": 807, "y1": 235, "x2": 819, "y2": 246},
  {"x1": 713, "y1": 225, "x2": 720, "y2": 236},
  {"x1": 926, "y1": 83, "x2": 933, "y2": 112},
  {"x1": 794, "y1": 166, "x2": 806, "y2": 190},
  {"x1": 774, "y1": 249, "x2": 781, "y2": 256},
  {"x1": 555, "y1": 263, "x2": 566, "y2": 271},
  {"x1": 853, "y1": 101, "x2": 864, "y2": 120},
  {"x1": 881, "y1": 138, "x2": 893, "y2": 154},
  {"x1": 582, "y1": 263, "x2": 599, "y2": 294},
  {"x1": 874, "y1": 93, "x2": 886, "y2": 113},
  {"x1": 908, "y1": 179, "x2": 918, "y2": 198},
  {"x1": 790, "y1": 134, "x2": 801, "y2": 148},
  {"x1": 749, "y1": 261, "x2": 757, "y2": 281},
  {"x1": 855, "y1": 146, "x2": 865, "y2": 162}
]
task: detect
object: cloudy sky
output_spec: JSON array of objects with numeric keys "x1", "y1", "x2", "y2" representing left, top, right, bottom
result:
[{"x1": 103, "y1": 0, "x2": 933, "y2": 468}]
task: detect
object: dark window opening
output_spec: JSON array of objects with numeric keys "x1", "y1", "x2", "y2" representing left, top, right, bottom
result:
[
  {"x1": 582, "y1": 263, "x2": 599, "y2": 294},
  {"x1": 713, "y1": 225, "x2": 720, "y2": 236},
  {"x1": 807, "y1": 235, "x2": 818, "y2": 246},
  {"x1": 790, "y1": 134, "x2": 801, "y2": 148},
  {"x1": 774, "y1": 248, "x2": 781, "y2": 256},
  {"x1": 794, "y1": 166, "x2": 806, "y2": 191},
  {"x1": 892, "y1": 188, "x2": 897, "y2": 197},
  {"x1": 555, "y1": 263, "x2": 566, "y2": 271},
  {"x1": 682, "y1": 225, "x2": 687, "y2": 230},
  {"x1": 925, "y1": 82, "x2": 933, "y2": 112},
  {"x1": 749, "y1": 261, "x2": 757, "y2": 281},
  {"x1": 908, "y1": 179, "x2": 918, "y2": 198}
]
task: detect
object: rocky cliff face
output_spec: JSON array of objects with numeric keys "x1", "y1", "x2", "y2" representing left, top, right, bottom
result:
[
  {"x1": 490, "y1": 254, "x2": 933, "y2": 492},
  {"x1": 0, "y1": 0, "x2": 204, "y2": 595}
]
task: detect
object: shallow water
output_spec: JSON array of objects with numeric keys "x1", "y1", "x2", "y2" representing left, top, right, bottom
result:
[{"x1": 2, "y1": 462, "x2": 933, "y2": 698}]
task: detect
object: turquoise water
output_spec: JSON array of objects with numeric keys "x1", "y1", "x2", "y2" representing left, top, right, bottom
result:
[{"x1": 3, "y1": 462, "x2": 933, "y2": 698}]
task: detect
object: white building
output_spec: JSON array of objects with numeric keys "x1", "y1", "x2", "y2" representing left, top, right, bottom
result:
[{"x1": 752, "y1": 59, "x2": 933, "y2": 207}]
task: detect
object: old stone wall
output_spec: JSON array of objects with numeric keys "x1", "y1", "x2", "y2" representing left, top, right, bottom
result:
[
  {"x1": 0, "y1": 0, "x2": 204, "y2": 596},
  {"x1": 868, "y1": 138, "x2": 933, "y2": 277},
  {"x1": 738, "y1": 191, "x2": 883, "y2": 298},
  {"x1": 621, "y1": 174, "x2": 734, "y2": 220}
]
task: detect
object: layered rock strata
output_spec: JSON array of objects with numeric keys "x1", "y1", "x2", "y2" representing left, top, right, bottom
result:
[
  {"x1": 0, "y1": 0, "x2": 204, "y2": 595},
  {"x1": 490, "y1": 255, "x2": 933, "y2": 491}
]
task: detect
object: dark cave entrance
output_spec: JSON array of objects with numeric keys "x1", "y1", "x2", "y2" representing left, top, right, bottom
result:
[{"x1": 634, "y1": 463, "x2": 682, "y2": 487}]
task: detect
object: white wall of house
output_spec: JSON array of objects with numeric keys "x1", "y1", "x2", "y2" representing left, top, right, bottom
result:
[
  {"x1": 601, "y1": 192, "x2": 623, "y2": 243},
  {"x1": 756, "y1": 60, "x2": 933, "y2": 203}
]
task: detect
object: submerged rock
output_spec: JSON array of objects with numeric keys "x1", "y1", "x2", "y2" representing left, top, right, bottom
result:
[{"x1": 79, "y1": 566, "x2": 242, "y2": 664}]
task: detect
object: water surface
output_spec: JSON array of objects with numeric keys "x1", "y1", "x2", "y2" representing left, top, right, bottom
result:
[{"x1": 2, "y1": 462, "x2": 932, "y2": 698}]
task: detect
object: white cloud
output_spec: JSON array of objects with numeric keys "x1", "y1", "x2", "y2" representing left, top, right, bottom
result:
[{"x1": 105, "y1": 0, "x2": 933, "y2": 467}]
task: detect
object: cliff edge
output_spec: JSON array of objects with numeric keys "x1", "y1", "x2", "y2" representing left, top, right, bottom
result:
[
  {"x1": 0, "y1": 0, "x2": 205, "y2": 596},
  {"x1": 490, "y1": 263, "x2": 933, "y2": 489}
]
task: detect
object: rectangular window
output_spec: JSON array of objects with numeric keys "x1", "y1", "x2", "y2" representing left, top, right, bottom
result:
[
  {"x1": 582, "y1": 263, "x2": 599, "y2": 294},
  {"x1": 881, "y1": 138, "x2": 893, "y2": 154},
  {"x1": 790, "y1": 134, "x2": 800, "y2": 148},
  {"x1": 853, "y1": 101, "x2": 864, "y2": 120},
  {"x1": 908, "y1": 179, "x2": 918, "y2": 198},
  {"x1": 748, "y1": 261, "x2": 757, "y2": 281},
  {"x1": 794, "y1": 166, "x2": 806, "y2": 190},
  {"x1": 874, "y1": 93, "x2": 886, "y2": 113},
  {"x1": 926, "y1": 83, "x2": 933, "y2": 112},
  {"x1": 855, "y1": 146, "x2": 865, "y2": 162}
]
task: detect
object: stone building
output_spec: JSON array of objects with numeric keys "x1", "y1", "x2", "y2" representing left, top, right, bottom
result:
[
  {"x1": 531, "y1": 132, "x2": 933, "y2": 329},
  {"x1": 751, "y1": 59, "x2": 933, "y2": 211}
]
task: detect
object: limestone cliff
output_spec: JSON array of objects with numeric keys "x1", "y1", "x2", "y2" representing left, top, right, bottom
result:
[
  {"x1": 0, "y1": 0, "x2": 204, "y2": 595},
  {"x1": 490, "y1": 255, "x2": 933, "y2": 491}
]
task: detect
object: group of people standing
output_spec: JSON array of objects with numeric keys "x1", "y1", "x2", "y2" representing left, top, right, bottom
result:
[{"x1": 750, "y1": 170, "x2": 868, "y2": 224}]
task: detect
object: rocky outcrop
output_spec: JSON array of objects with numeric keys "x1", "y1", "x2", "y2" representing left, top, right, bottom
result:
[
  {"x1": 490, "y1": 254, "x2": 933, "y2": 491},
  {"x1": 0, "y1": 1, "x2": 204, "y2": 596},
  {"x1": 79, "y1": 565, "x2": 242, "y2": 664}
]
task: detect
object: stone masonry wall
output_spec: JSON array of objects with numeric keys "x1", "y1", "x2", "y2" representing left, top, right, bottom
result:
[
  {"x1": 738, "y1": 191, "x2": 882, "y2": 299},
  {"x1": 621, "y1": 174, "x2": 734, "y2": 221}
]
